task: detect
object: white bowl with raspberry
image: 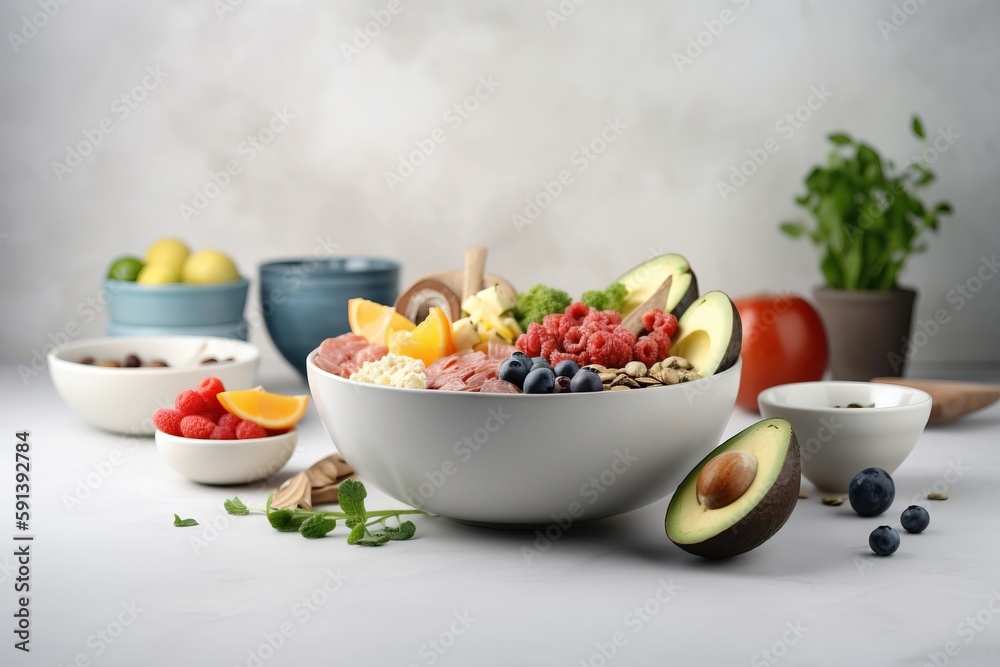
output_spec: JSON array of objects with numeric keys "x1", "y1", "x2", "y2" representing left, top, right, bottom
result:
[
  {"x1": 154, "y1": 428, "x2": 297, "y2": 485},
  {"x1": 48, "y1": 336, "x2": 259, "y2": 434}
]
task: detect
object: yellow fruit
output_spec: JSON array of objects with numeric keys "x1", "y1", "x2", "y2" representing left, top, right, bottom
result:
[
  {"x1": 145, "y1": 238, "x2": 190, "y2": 271},
  {"x1": 182, "y1": 250, "x2": 240, "y2": 284},
  {"x1": 348, "y1": 298, "x2": 415, "y2": 344},
  {"x1": 136, "y1": 263, "x2": 182, "y2": 284},
  {"x1": 388, "y1": 307, "x2": 455, "y2": 366},
  {"x1": 216, "y1": 389, "x2": 308, "y2": 430}
]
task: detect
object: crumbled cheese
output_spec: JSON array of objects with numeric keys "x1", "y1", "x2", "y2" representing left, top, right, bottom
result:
[{"x1": 350, "y1": 353, "x2": 427, "y2": 389}]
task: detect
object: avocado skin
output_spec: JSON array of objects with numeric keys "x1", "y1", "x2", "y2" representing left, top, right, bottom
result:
[
  {"x1": 669, "y1": 430, "x2": 800, "y2": 560},
  {"x1": 716, "y1": 296, "x2": 743, "y2": 375},
  {"x1": 672, "y1": 270, "x2": 699, "y2": 319}
]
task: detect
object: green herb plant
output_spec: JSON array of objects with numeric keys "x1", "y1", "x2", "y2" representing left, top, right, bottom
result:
[
  {"x1": 780, "y1": 116, "x2": 952, "y2": 290},
  {"x1": 224, "y1": 479, "x2": 424, "y2": 546}
]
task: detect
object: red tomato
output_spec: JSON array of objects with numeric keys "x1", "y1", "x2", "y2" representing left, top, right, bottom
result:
[{"x1": 734, "y1": 294, "x2": 829, "y2": 412}]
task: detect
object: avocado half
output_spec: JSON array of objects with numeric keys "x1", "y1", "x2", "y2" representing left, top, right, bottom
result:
[
  {"x1": 671, "y1": 290, "x2": 742, "y2": 377},
  {"x1": 666, "y1": 418, "x2": 800, "y2": 559},
  {"x1": 617, "y1": 254, "x2": 699, "y2": 319}
]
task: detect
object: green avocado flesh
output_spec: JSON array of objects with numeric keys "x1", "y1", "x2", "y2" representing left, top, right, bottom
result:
[
  {"x1": 666, "y1": 418, "x2": 800, "y2": 559},
  {"x1": 617, "y1": 254, "x2": 698, "y2": 319},
  {"x1": 670, "y1": 290, "x2": 742, "y2": 377}
]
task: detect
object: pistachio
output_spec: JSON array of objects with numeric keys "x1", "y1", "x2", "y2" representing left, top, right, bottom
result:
[
  {"x1": 609, "y1": 374, "x2": 640, "y2": 389},
  {"x1": 624, "y1": 361, "x2": 648, "y2": 378},
  {"x1": 661, "y1": 356, "x2": 693, "y2": 371}
]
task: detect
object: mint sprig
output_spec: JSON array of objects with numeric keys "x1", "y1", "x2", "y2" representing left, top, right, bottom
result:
[
  {"x1": 223, "y1": 479, "x2": 424, "y2": 547},
  {"x1": 173, "y1": 514, "x2": 199, "y2": 527}
]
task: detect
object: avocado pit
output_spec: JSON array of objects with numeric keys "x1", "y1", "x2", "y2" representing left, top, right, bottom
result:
[{"x1": 696, "y1": 450, "x2": 758, "y2": 510}]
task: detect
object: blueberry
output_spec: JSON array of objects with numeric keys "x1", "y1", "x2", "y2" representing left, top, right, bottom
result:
[
  {"x1": 553, "y1": 375, "x2": 572, "y2": 393},
  {"x1": 523, "y1": 367, "x2": 556, "y2": 394},
  {"x1": 510, "y1": 350, "x2": 528, "y2": 359},
  {"x1": 848, "y1": 467, "x2": 895, "y2": 517},
  {"x1": 553, "y1": 360, "x2": 580, "y2": 379},
  {"x1": 900, "y1": 505, "x2": 930, "y2": 533},
  {"x1": 498, "y1": 357, "x2": 530, "y2": 389},
  {"x1": 570, "y1": 368, "x2": 603, "y2": 393},
  {"x1": 869, "y1": 525, "x2": 900, "y2": 556},
  {"x1": 531, "y1": 356, "x2": 549, "y2": 367}
]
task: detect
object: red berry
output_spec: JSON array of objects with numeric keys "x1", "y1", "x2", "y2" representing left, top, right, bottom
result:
[
  {"x1": 236, "y1": 420, "x2": 268, "y2": 440},
  {"x1": 550, "y1": 351, "x2": 583, "y2": 366},
  {"x1": 175, "y1": 389, "x2": 208, "y2": 416},
  {"x1": 153, "y1": 408, "x2": 183, "y2": 436},
  {"x1": 266, "y1": 428, "x2": 290, "y2": 437},
  {"x1": 197, "y1": 377, "x2": 225, "y2": 410},
  {"x1": 180, "y1": 415, "x2": 216, "y2": 439},
  {"x1": 209, "y1": 425, "x2": 237, "y2": 440},
  {"x1": 218, "y1": 412, "x2": 242, "y2": 430},
  {"x1": 563, "y1": 326, "x2": 589, "y2": 354},
  {"x1": 199, "y1": 409, "x2": 224, "y2": 424},
  {"x1": 633, "y1": 336, "x2": 659, "y2": 366},
  {"x1": 649, "y1": 330, "x2": 672, "y2": 360}
]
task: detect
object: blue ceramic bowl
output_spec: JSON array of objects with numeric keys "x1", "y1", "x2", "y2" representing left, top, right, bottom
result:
[
  {"x1": 105, "y1": 279, "x2": 249, "y2": 327},
  {"x1": 107, "y1": 319, "x2": 249, "y2": 341},
  {"x1": 259, "y1": 257, "x2": 399, "y2": 377}
]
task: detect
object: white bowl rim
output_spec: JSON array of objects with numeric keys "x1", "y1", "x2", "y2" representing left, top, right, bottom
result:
[
  {"x1": 306, "y1": 348, "x2": 741, "y2": 397},
  {"x1": 48, "y1": 336, "x2": 260, "y2": 372},
  {"x1": 758, "y1": 380, "x2": 932, "y2": 413},
  {"x1": 154, "y1": 426, "x2": 297, "y2": 446}
]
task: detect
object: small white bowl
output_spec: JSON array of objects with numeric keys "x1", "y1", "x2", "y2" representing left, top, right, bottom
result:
[
  {"x1": 155, "y1": 428, "x2": 297, "y2": 485},
  {"x1": 49, "y1": 336, "x2": 259, "y2": 434},
  {"x1": 758, "y1": 381, "x2": 932, "y2": 492}
]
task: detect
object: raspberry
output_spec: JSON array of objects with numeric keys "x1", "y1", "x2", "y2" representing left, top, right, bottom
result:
[
  {"x1": 236, "y1": 420, "x2": 268, "y2": 439},
  {"x1": 153, "y1": 408, "x2": 183, "y2": 436},
  {"x1": 539, "y1": 337, "x2": 559, "y2": 359},
  {"x1": 175, "y1": 389, "x2": 208, "y2": 416},
  {"x1": 210, "y1": 424, "x2": 237, "y2": 440},
  {"x1": 218, "y1": 412, "x2": 242, "y2": 430},
  {"x1": 649, "y1": 330, "x2": 672, "y2": 360},
  {"x1": 564, "y1": 302, "x2": 590, "y2": 322},
  {"x1": 542, "y1": 313, "x2": 572, "y2": 340},
  {"x1": 609, "y1": 325, "x2": 637, "y2": 349},
  {"x1": 550, "y1": 350, "x2": 584, "y2": 366},
  {"x1": 587, "y1": 331, "x2": 632, "y2": 368},
  {"x1": 266, "y1": 428, "x2": 290, "y2": 437},
  {"x1": 180, "y1": 415, "x2": 216, "y2": 439},
  {"x1": 633, "y1": 336, "x2": 659, "y2": 366},
  {"x1": 600, "y1": 310, "x2": 622, "y2": 326},
  {"x1": 197, "y1": 377, "x2": 225, "y2": 410},
  {"x1": 562, "y1": 326, "x2": 589, "y2": 354},
  {"x1": 199, "y1": 409, "x2": 224, "y2": 424},
  {"x1": 516, "y1": 323, "x2": 545, "y2": 357},
  {"x1": 642, "y1": 310, "x2": 678, "y2": 338}
]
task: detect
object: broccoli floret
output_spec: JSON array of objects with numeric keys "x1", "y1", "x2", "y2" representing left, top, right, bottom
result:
[
  {"x1": 580, "y1": 282, "x2": 628, "y2": 312},
  {"x1": 514, "y1": 284, "x2": 572, "y2": 330}
]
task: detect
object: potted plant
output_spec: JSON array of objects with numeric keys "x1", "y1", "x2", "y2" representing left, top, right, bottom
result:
[{"x1": 780, "y1": 117, "x2": 952, "y2": 380}]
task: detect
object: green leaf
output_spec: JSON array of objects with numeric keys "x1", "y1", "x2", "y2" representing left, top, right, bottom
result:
[
  {"x1": 338, "y1": 479, "x2": 367, "y2": 521},
  {"x1": 828, "y1": 132, "x2": 852, "y2": 146},
  {"x1": 934, "y1": 202, "x2": 953, "y2": 214},
  {"x1": 299, "y1": 514, "x2": 337, "y2": 539},
  {"x1": 912, "y1": 115, "x2": 925, "y2": 139},
  {"x1": 382, "y1": 521, "x2": 417, "y2": 541},
  {"x1": 267, "y1": 509, "x2": 307, "y2": 532},
  {"x1": 347, "y1": 523, "x2": 367, "y2": 545},
  {"x1": 779, "y1": 222, "x2": 807, "y2": 238},
  {"x1": 173, "y1": 514, "x2": 199, "y2": 527},
  {"x1": 355, "y1": 533, "x2": 391, "y2": 547},
  {"x1": 265, "y1": 493, "x2": 273, "y2": 515},
  {"x1": 224, "y1": 497, "x2": 250, "y2": 516}
]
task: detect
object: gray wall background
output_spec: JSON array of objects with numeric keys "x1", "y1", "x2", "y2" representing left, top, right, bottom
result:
[{"x1": 1, "y1": 0, "x2": 997, "y2": 368}]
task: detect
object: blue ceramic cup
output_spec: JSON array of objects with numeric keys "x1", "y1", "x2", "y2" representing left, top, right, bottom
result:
[{"x1": 259, "y1": 257, "x2": 400, "y2": 377}]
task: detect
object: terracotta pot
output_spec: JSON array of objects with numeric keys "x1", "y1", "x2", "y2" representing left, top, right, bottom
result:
[{"x1": 812, "y1": 288, "x2": 917, "y2": 381}]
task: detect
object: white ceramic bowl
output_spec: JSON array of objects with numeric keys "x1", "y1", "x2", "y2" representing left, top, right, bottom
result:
[
  {"x1": 155, "y1": 428, "x2": 297, "y2": 485},
  {"x1": 307, "y1": 351, "x2": 741, "y2": 525},
  {"x1": 758, "y1": 381, "x2": 932, "y2": 492},
  {"x1": 49, "y1": 336, "x2": 260, "y2": 435}
]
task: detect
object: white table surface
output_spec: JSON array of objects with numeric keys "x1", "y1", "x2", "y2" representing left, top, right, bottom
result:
[{"x1": 3, "y1": 359, "x2": 999, "y2": 667}]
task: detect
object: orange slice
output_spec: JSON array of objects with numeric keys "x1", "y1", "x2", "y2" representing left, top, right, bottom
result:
[
  {"x1": 388, "y1": 307, "x2": 455, "y2": 366},
  {"x1": 348, "y1": 298, "x2": 415, "y2": 344},
  {"x1": 217, "y1": 389, "x2": 309, "y2": 430}
]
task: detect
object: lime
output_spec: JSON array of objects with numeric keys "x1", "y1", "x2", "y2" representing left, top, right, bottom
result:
[{"x1": 107, "y1": 256, "x2": 145, "y2": 281}]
